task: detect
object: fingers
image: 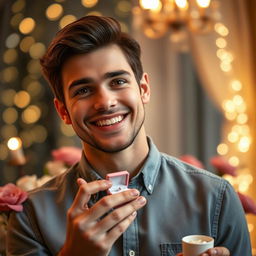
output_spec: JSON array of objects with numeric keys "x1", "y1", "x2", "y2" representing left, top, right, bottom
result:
[
  {"x1": 201, "y1": 246, "x2": 230, "y2": 256},
  {"x1": 93, "y1": 194, "x2": 146, "y2": 234},
  {"x1": 104, "y1": 211, "x2": 138, "y2": 246},
  {"x1": 69, "y1": 178, "x2": 112, "y2": 218},
  {"x1": 86, "y1": 189, "x2": 140, "y2": 221}
]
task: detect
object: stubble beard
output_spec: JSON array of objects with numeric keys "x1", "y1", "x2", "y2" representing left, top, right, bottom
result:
[{"x1": 79, "y1": 111, "x2": 145, "y2": 154}]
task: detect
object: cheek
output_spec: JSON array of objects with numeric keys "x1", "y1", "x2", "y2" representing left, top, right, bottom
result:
[
  {"x1": 122, "y1": 89, "x2": 143, "y2": 108},
  {"x1": 69, "y1": 101, "x2": 90, "y2": 121}
]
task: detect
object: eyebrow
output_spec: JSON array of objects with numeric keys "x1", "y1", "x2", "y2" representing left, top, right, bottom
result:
[{"x1": 68, "y1": 70, "x2": 131, "y2": 91}]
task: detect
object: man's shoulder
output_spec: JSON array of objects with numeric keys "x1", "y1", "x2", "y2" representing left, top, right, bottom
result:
[{"x1": 159, "y1": 152, "x2": 227, "y2": 185}]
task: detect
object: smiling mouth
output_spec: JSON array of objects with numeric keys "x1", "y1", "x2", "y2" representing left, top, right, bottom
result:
[{"x1": 93, "y1": 115, "x2": 126, "y2": 127}]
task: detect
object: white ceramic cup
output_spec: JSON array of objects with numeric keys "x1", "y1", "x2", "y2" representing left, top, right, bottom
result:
[{"x1": 182, "y1": 235, "x2": 214, "y2": 256}]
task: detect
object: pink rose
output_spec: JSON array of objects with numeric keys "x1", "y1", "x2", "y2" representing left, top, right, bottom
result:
[
  {"x1": 179, "y1": 155, "x2": 205, "y2": 169},
  {"x1": 0, "y1": 183, "x2": 27, "y2": 212},
  {"x1": 210, "y1": 156, "x2": 237, "y2": 176},
  {"x1": 237, "y1": 192, "x2": 256, "y2": 215},
  {"x1": 51, "y1": 146, "x2": 82, "y2": 166}
]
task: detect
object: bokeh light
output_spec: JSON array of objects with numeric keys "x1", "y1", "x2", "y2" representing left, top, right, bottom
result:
[
  {"x1": 1, "y1": 125, "x2": 18, "y2": 139},
  {"x1": 60, "y1": 122, "x2": 76, "y2": 136},
  {"x1": 14, "y1": 90, "x2": 31, "y2": 108},
  {"x1": 2, "y1": 108, "x2": 18, "y2": 124},
  {"x1": 217, "y1": 143, "x2": 228, "y2": 155},
  {"x1": 11, "y1": 0, "x2": 26, "y2": 13},
  {"x1": 0, "y1": 144, "x2": 8, "y2": 160},
  {"x1": 7, "y1": 137, "x2": 22, "y2": 150},
  {"x1": 5, "y1": 33, "x2": 20, "y2": 48},
  {"x1": 19, "y1": 17, "x2": 36, "y2": 34},
  {"x1": 0, "y1": 67, "x2": 18, "y2": 83},
  {"x1": 29, "y1": 42, "x2": 46, "y2": 59},
  {"x1": 3, "y1": 49, "x2": 18, "y2": 64},
  {"x1": 20, "y1": 36, "x2": 35, "y2": 52},
  {"x1": 0, "y1": 89, "x2": 16, "y2": 107},
  {"x1": 22, "y1": 105, "x2": 41, "y2": 124},
  {"x1": 59, "y1": 15, "x2": 77, "y2": 29},
  {"x1": 81, "y1": 0, "x2": 98, "y2": 8},
  {"x1": 46, "y1": 3, "x2": 63, "y2": 20},
  {"x1": 10, "y1": 13, "x2": 24, "y2": 28}
]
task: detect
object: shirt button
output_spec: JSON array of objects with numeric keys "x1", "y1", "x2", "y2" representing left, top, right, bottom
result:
[
  {"x1": 129, "y1": 250, "x2": 135, "y2": 256},
  {"x1": 148, "y1": 184, "x2": 152, "y2": 191}
]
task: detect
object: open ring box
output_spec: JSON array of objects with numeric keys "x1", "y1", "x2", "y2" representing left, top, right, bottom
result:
[{"x1": 106, "y1": 171, "x2": 130, "y2": 195}]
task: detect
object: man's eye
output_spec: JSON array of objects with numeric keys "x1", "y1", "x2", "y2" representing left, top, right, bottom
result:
[
  {"x1": 74, "y1": 87, "x2": 90, "y2": 96},
  {"x1": 111, "y1": 79, "x2": 127, "y2": 86}
]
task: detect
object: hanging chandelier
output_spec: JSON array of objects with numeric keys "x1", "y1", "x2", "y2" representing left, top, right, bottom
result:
[{"x1": 134, "y1": 0, "x2": 220, "y2": 44}]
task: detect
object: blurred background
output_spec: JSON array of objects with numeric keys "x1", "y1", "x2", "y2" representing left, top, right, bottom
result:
[{"x1": 0, "y1": 0, "x2": 255, "y2": 251}]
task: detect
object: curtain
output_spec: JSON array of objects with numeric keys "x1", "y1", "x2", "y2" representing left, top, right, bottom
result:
[{"x1": 189, "y1": 0, "x2": 256, "y2": 249}]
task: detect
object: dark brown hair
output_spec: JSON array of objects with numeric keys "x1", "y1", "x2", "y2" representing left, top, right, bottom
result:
[{"x1": 40, "y1": 15, "x2": 143, "y2": 102}]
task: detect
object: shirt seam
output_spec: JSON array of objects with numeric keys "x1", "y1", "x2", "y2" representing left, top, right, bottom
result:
[{"x1": 211, "y1": 179, "x2": 228, "y2": 238}]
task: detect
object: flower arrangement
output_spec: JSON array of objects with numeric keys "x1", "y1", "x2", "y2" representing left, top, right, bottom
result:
[
  {"x1": 16, "y1": 146, "x2": 82, "y2": 192},
  {"x1": 0, "y1": 146, "x2": 82, "y2": 255},
  {"x1": 180, "y1": 154, "x2": 256, "y2": 215}
]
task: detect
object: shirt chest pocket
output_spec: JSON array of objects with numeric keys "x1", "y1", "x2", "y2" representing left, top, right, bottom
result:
[{"x1": 160, "y1": 243, "x2": 182, "y2": 256}]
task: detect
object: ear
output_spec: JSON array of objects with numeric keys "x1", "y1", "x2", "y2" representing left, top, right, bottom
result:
[
  {"x1": 54, "y1": 98, "x2": 72, "y2": 124},
  {"x1": 139, "y1": 73, "x2": 150, "y2": 104}
]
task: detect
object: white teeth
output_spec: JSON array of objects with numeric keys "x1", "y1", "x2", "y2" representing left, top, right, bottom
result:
[{"x1": 96, "y1": 115, "x2": 123, "y2": 127}]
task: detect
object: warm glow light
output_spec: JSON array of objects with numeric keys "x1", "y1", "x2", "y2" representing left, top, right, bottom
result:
[
  {"x1": 238, "y1": 136, "x2": 251, "y2": 152},
  {"x1": 232, "y1": 95, "x2": 243, "y2": 106},
  {"x1": 196, "y1": 0, "x2": 211, "y2": 8},
  {"x1": 216, "y1": 37, "x2": 227, "y2": 48},
  {"x1": 19, "y1": 36, "x2": 35, "y2": 52},
  {"x1": 59, "y1": 15, "x2": 77, "y2": 29},
  {"x1": 225, "y1": 112, "x2": 237, "y2": 121},
  {"x1": 19, "y1": 17, "x2": 36, "y2": 34},
  {"x1": 5, "y1": 33, "x2": 20, "y2": 49},
  {"x1": 228, "y1": 156, "x2": 239, "y2": 167},
  {"x1": 14, "y1": 91, "x2": 31, "y2": 108},
  {"x1": 222, "y1": 100, "x2": 235, "y2": 113},
  {"x1": 175, "y1": 0, "x2": 188, "y2": 9},
  {"x1": 237, "y1": 113, "x2": 248, "y2": 124},
  {"x1": 60, "y1": 122, "x2": 76, "y2": 136},
  {"x1": 22, "y1": 105, "x2": 41, "y2": 124},
  {"x1": 230, "y1": 80, "x2": 242, "y2": 91},
  {"x1": 0, "y1": 144, "x2": 8, "y2": 160},
  {"x1": 81, "y1": 0, "x2": 98, "y2": 8},
  {"x1": 29, "y1": 42, "x2": 46, "y2": 59},
  {"x1": 0, "y1": 89, "x2": 16, "y2": 107},
  {"x1": 11, "y1": 0, "x2": 25, "y2": 13},
  {"x1": 214, "y1": 23, "x2": 229, "y2": 36},
  {"x1": 222, "y1": 174, "x2": 234, "y2": 185},
  {"x1": 220, "y1": 62, "x2": 231, "y2": 72},
  {"x1": 3, "y1": 49, "x2": 18, "y2": 64},
  {"x1": 140, "y1": 0, "x2": 162, "y2": 11},
  {"x1": 7, "y1": 137, "x2": 22, "y2": 150},
  {"x1": 1, "y1": 67, "x2": 18, "y2": 83},
  {"x1": 1, "y1": 125, "x2": 18, "y2": 139},
  {"x1": 217, "y1": 143, "x2": 228, "y2": 155},
  {"x1": 2, "y1": 108, "x2": 18, "y2": 124},
  {"x1": 46, "y1": 3, "x2": 63, "y2": 20},
  {"x1": 228, "y1": 131, "x2": 239, "y2": 143},
  {"x1": 248, "y1": 223, "x2": 254, "y2": 233}
]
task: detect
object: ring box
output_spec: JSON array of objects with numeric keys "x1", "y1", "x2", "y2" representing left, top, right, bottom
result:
[{"x1": 106, "y1": 171, "x2": 130, "y2": 194}]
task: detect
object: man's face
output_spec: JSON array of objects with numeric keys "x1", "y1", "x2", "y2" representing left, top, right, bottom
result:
[{"x1": 56, "y1": 44, "x2": 150, "y2": 153}]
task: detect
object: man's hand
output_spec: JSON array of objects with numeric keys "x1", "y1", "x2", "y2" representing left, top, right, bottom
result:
[
  {"x1": 176, "y1": 246, "x2": 230, "y2": 256},
  {"x1": 59, "y1": 178, "x2": 146, "y2": 256}
]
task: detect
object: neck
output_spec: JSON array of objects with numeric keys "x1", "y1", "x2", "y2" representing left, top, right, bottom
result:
[{"x1": 82, "y1": 130, "x2": 149, "y2": 178}]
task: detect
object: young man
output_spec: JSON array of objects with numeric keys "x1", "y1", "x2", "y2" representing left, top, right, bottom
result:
[{"x1": 7, "y1": 16, "x2": 251, "y2": 256}]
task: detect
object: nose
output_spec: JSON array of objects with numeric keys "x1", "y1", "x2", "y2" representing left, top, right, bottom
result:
[{"x1": 93, "y1": 88, "x2": 117, "y2": 111}]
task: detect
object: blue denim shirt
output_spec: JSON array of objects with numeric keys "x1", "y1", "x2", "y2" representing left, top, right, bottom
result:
[{"x1": 7, "y1": 138, "x2": 252, "y2": 255}]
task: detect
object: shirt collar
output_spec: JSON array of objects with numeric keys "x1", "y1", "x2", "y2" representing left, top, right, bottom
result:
[
  {"x1": 77, "y1": 137, "x2": 162, "y2": 195},
  {"x1": 139, "y1": 137, "x2": 161, "y2": 194}
]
